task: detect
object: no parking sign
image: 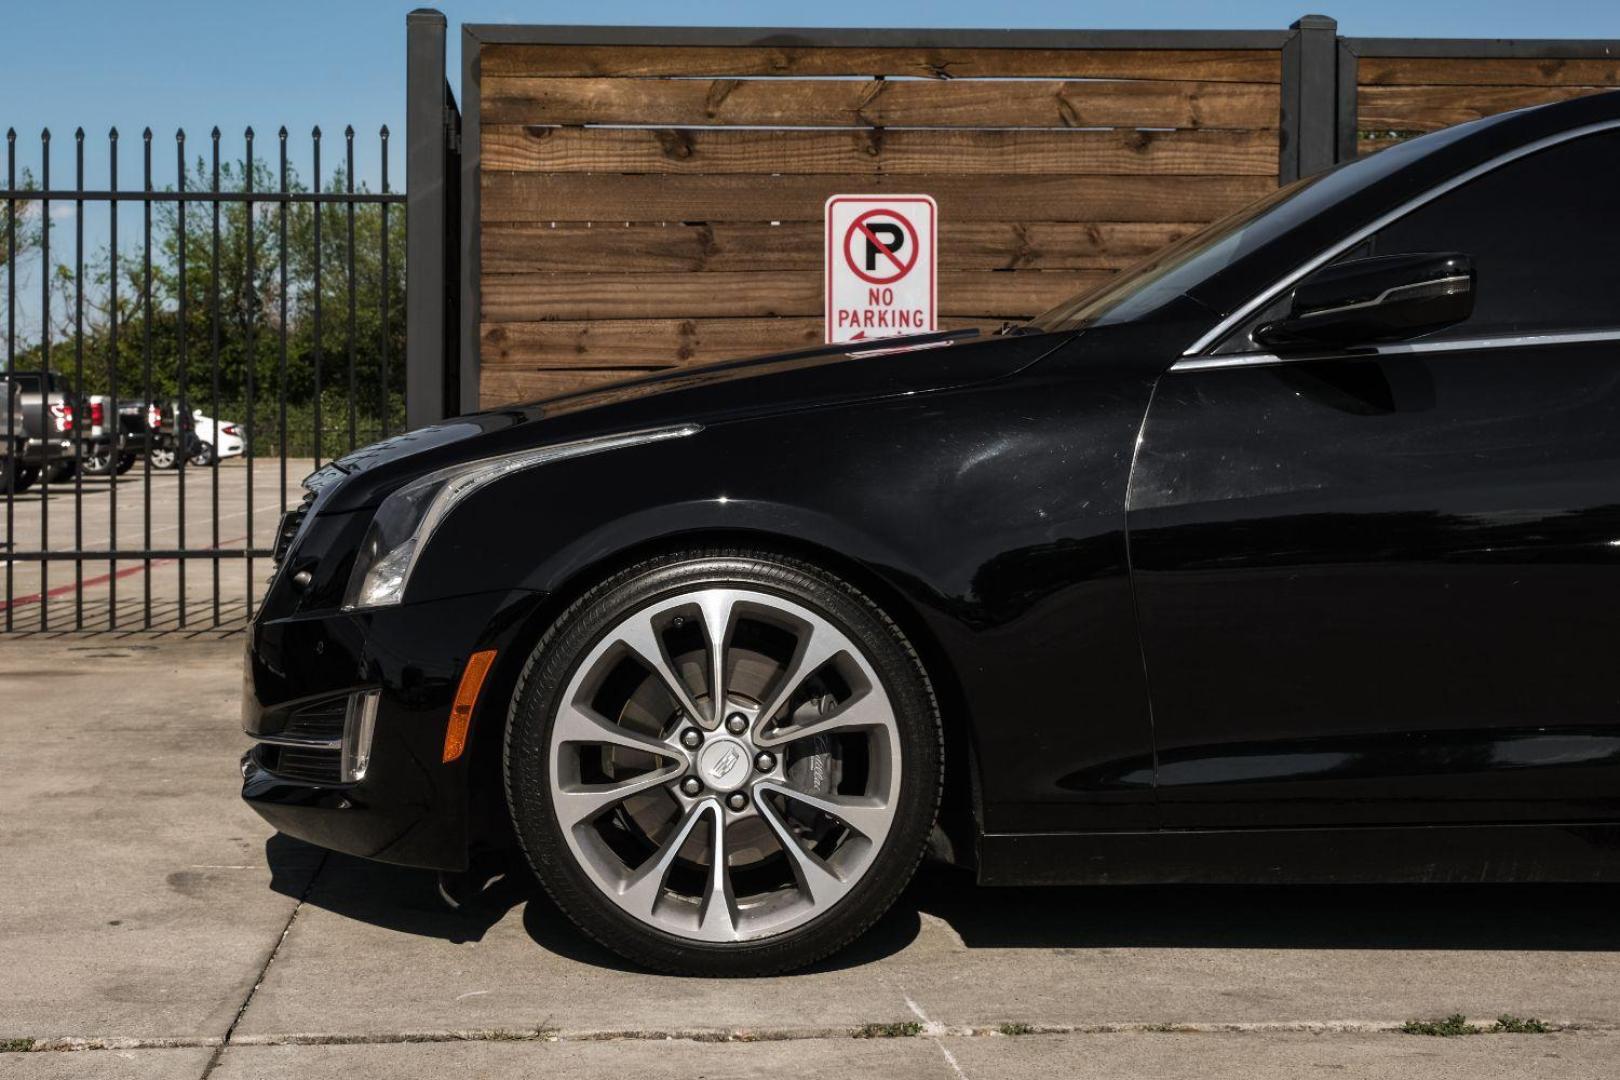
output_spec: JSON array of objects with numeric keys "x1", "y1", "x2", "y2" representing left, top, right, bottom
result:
[{"x1": 824, "y1": 194, "x2": 937, "y2": 344}]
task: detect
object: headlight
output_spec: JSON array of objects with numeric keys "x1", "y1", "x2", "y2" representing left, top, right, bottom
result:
[{"x1": 341, "y1": 424, "x2": 700, "y2": 610}]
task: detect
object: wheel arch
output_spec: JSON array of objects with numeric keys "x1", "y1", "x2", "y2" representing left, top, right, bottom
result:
[{"x1": 462, "y1": 525, "x2": 982, "y2": 871}]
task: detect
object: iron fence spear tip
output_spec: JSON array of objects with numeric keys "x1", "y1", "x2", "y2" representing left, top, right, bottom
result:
[
  {"x1": 41, "y1": 128, "x2": 51, "y2": 141},
  {"x1": 75, "y1": 127, "x2": 84, "y2": 140},
  {"x1": 109, "y1": 127, "x2": 118, "y2": 139},
  {"x1": 279, "y1": 126, "x2": 288, "y2": 139},
  {"x1": 380, "y1": 125, "x2": 390, "y2": 137},
  {"x1": 143, "y1": 127, "x2": 152, "y2": 140},
  {"x1": 313, "y1": 125, "x2": 322, "y2": 138},
  {"x1": 345, "y1": 124, "x2": 355, "y2": 137},
  {"x1": 211, "y1": 126, "x2": 220, "y2": 139}
]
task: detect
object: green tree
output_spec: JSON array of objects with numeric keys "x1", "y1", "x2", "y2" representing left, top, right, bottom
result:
[{"x1": 28, "y1": 148, "x2": 404, "y2": 458}]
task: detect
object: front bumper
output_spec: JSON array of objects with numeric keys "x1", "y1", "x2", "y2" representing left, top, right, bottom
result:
[{"x1": 240, "y1": 588, "x2": 545, "y2": 870}]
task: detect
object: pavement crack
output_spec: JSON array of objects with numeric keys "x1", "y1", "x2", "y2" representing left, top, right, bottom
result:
[
  {"x1": 198, "y1": 850, "x2": 328, "y2": 1079},
  {"x1": 10, "y1": 1021, "x2": 1619, "y2": 1055}
]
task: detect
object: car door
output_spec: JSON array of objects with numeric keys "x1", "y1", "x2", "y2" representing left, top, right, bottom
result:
[{"x1": 1128, "y1": 127, "x2": 1620, "y2": 829}]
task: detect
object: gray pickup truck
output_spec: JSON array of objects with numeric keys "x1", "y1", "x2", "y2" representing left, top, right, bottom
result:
[
  {"x1": 80, "y1": 394, "x2": 151, "y2": 476},
  {"x1": 0, "y1": 379, "x2": 23, "y2": 491},
  {"x1": 5, "y1": 371, "x2": 82, "y2": 492}
]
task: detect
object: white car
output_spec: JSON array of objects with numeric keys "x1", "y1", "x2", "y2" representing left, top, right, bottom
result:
[{"x1": 190, "y1": 412, "x2": 245, "y2": 467}]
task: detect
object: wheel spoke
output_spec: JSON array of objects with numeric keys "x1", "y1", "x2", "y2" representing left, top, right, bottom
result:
[
  {"x1": 615, "y1": 609, "x2": 709, "y2": 728},
  {"x1": 695, "y1": 590, "x2": 737, "y2": 728},
  {"x1": 753, "y1": 621, "x2": 844, "y2": 731},
  {"x1": 618, "y1": 798, "x2": 711, "y2": 919},
  {"x1": 549, "y1": 584, "x2": 907, "y2": 945},
  {"x1": 554, "y1": 763, "x2": 683, "y2": 830},
  {"x1": 755, "y1": 688, "x2": 893, "y2": 749},
  {"x1": 696, "y1": 803, "x2": 740, "y2": 940},
  {"x1": 757, "y1": 794, "x2": 850, "y2": 908},
  {"x1": 757, "y1": 780, "x2": 892, "y2": 842},
  {"x1": 554, "y1": 701, "x2": 677, "y2": 760}
]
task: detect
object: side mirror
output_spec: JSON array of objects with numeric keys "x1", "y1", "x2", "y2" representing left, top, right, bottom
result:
[{"x1": 1254, "y1": 252, "x2": 1474, "y2": 351}]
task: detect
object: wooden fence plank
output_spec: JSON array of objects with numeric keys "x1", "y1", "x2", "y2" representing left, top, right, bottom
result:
[
  {"x1": 481, "y1": 316, "x2": 1004, "y2": 368},
  {"x1": 480, "y1": 76, "x2": 1280, "y2": 129},
  {"x1": 480, "y1": 269, "x2": 1110, "y2": 321},
  {"x1": 482, "y1": 367, "x2": 669, "y2": 404},
  {"x1": 479, "y1": 43, "x2": 1283, "y2": 82},
  {"x1": 1358, "y1": 56, "x2": 1620, "y2": 88},
  {"x1": 1357, "y1": 83, "x2": 1611, "y2": 131},
  {"x1": 480, "y1": 125, "x2": 1279, "y2": 176},
  {"x1": 482, "y1": 171, "x2": 1272, "y2": 223},
  {"x1": 482, "y1": 220, "x2": 1203, "y2": 273}
]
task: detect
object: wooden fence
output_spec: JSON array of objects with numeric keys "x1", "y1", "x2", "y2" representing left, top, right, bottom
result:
[
  {"x1": 420, "y1": 19, "x2": 1620, "y2": 409},
  {"x1": 1351, "y1": 42, "x2": 1620, "y2": 154}
]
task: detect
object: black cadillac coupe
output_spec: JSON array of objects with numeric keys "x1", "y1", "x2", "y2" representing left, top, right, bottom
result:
[{"x1": 243, "y1": 90, "x2": 1620, "y2": 975}]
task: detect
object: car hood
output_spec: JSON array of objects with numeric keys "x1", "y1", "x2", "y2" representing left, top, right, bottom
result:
[{"x1": 316, "y1": 329, "x2": 1071, "y2": 512}]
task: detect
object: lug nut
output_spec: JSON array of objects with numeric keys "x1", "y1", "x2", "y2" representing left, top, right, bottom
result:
[
  {"x1": 680, "y1": 728, "x2": 703, "y2": 749},
  {"x1": 680, "y1": 777, "x2": 703, "y2": 797},
  {"x1": 726, "y1": 792, "x2": 748, "y2": 811},
  {"x1": 725, "y1": 712, "x2": 748, "y2": 735},
  {"x1": 755, "y1": 751, "x2": 776, "y2": 773}
]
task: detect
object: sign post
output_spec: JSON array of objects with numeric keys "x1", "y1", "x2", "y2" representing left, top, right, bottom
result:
[{"x1": 824, "y1": 194, "x2": 938, "y2": 344}]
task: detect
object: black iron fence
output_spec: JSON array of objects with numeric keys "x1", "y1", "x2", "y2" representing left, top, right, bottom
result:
[{"x1": 1, "y1": 124, "x2": 407, "y2": 631}]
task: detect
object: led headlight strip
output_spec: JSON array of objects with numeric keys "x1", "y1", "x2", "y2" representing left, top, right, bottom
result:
[{"x1": 342, "y1": 424, "x2": 701, "y2": 610}]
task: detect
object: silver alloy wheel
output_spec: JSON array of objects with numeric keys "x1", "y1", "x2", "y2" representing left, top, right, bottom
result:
[
  {"x1": 547, "y1": 587, "x2": 902, "y2": 943},
  {"x1": 149, "y1": 446, "x2": 176, "y2": 469}
]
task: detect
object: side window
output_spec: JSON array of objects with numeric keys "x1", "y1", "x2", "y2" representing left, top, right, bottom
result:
[{"x1": 1358, "y1": 130, "x2": 1620, "y2": 337}]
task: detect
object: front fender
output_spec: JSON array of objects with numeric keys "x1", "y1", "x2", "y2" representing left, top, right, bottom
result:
[{"x1": 404, "y1": 367, "x2": 1160, "y2": 834}]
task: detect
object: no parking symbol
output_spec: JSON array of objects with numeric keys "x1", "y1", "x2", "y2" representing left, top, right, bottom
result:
[{"x1": 824, "y1": 195, "x2": 937, "y2": 344}]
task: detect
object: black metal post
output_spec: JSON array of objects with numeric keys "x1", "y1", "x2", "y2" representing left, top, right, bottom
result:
[
  {"x1": 38, "y1": 129, "x2": 50, "y2": 631},
  {"x1": 1279, "y1": 14, "x2": 1340, "y2": 183},
  {"x1": 175, "y1": 129, "x2": 187, "y2": 627},
  {"x1": 406, "y1": 8, "x2": 452, "y2": 429}
]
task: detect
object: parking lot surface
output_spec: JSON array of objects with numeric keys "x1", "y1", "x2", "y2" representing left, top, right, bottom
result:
[
  {"x1": 1, "y1": 459, "x2": 311, "y2": 633},
  {"x1": 4, "y1": 635, "x2": 1620, "y2": 1079}
]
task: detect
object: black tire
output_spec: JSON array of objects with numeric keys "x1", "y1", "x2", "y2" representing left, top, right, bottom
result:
[
  {"x1": 504, "y1": 549, "x2": 942, "y2": 976},
  {"x1": 0, "y1": 458, "x2": 15, "y2": 493},
  {"x1": 114, "y1": 453, "x2": 137, "y2": 476},
  {"x1": 44, "y1": 461, "x2": 77, "y2": 484},
  {"x1": 14, "y1": 465, "x2": 39, "y2": 493},
  {"x1": 190, "y1": 441, "x2": 216, "y2": 467}
]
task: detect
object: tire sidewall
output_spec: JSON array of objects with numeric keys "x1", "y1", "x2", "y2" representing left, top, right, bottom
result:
[{"x1": 505, "y1": 551, "x2": 942, "y2": 976}]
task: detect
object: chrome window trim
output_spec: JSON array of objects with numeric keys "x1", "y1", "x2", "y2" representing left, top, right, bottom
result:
[
  {"x1": 1170, "y1": 328, "x2": 1620, "y2": 374},
  {"x1": 1182, "y1": 119, "x2": 1620, "y2": 358}
]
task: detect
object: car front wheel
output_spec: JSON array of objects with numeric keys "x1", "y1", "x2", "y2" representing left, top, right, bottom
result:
[
  {"x1": 190, "y1": 441, "x2": 215, "y2": 467},
  {"x1": 148, "y1": 446, "x2": 177, "y2": 470},
  {"x1": 504, "y1": 549, "x2": 941, "y2": 976}
]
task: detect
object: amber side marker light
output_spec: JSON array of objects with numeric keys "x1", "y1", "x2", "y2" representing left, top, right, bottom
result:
[{"x1": 443, "y1": 649, "x2": 498, "y2": 764}]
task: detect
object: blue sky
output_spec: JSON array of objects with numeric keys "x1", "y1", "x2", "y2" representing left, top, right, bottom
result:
[{"x1": 6, "y1": 0, "x2": 1619, "y2": 196}]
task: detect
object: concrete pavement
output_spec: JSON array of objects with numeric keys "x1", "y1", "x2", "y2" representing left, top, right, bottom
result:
[{"x1": 3, "y1": 635, "x2": 1619, "y2": 1079}]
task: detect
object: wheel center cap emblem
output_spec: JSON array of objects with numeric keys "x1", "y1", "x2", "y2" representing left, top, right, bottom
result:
[{"x1": 697, "y1": 738, "x2": 750, "y2": 793}]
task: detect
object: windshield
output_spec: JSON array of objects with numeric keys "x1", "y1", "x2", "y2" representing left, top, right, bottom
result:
[{"x1": 1023, "y1": 174, "x2": 1326, "y2": 334}]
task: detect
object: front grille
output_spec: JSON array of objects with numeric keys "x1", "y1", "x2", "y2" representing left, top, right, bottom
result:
[
  {"x1": 255, "y1": 743, "x2": 343, "y2": 785},
  {"x1": 273, "y1": 489, "x2": 316, "y2": 565}
]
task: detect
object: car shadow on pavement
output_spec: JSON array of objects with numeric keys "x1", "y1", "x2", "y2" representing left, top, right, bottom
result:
[
  {"x1": 906, "y1": 863, "x2": 1620, "y2": 952},
  {"x1": 268, "y1": 834, "x2": 1620, "y2": 973},
  {"x1": 265, "y1": 832, "x2": 925, "y2": 973}
]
